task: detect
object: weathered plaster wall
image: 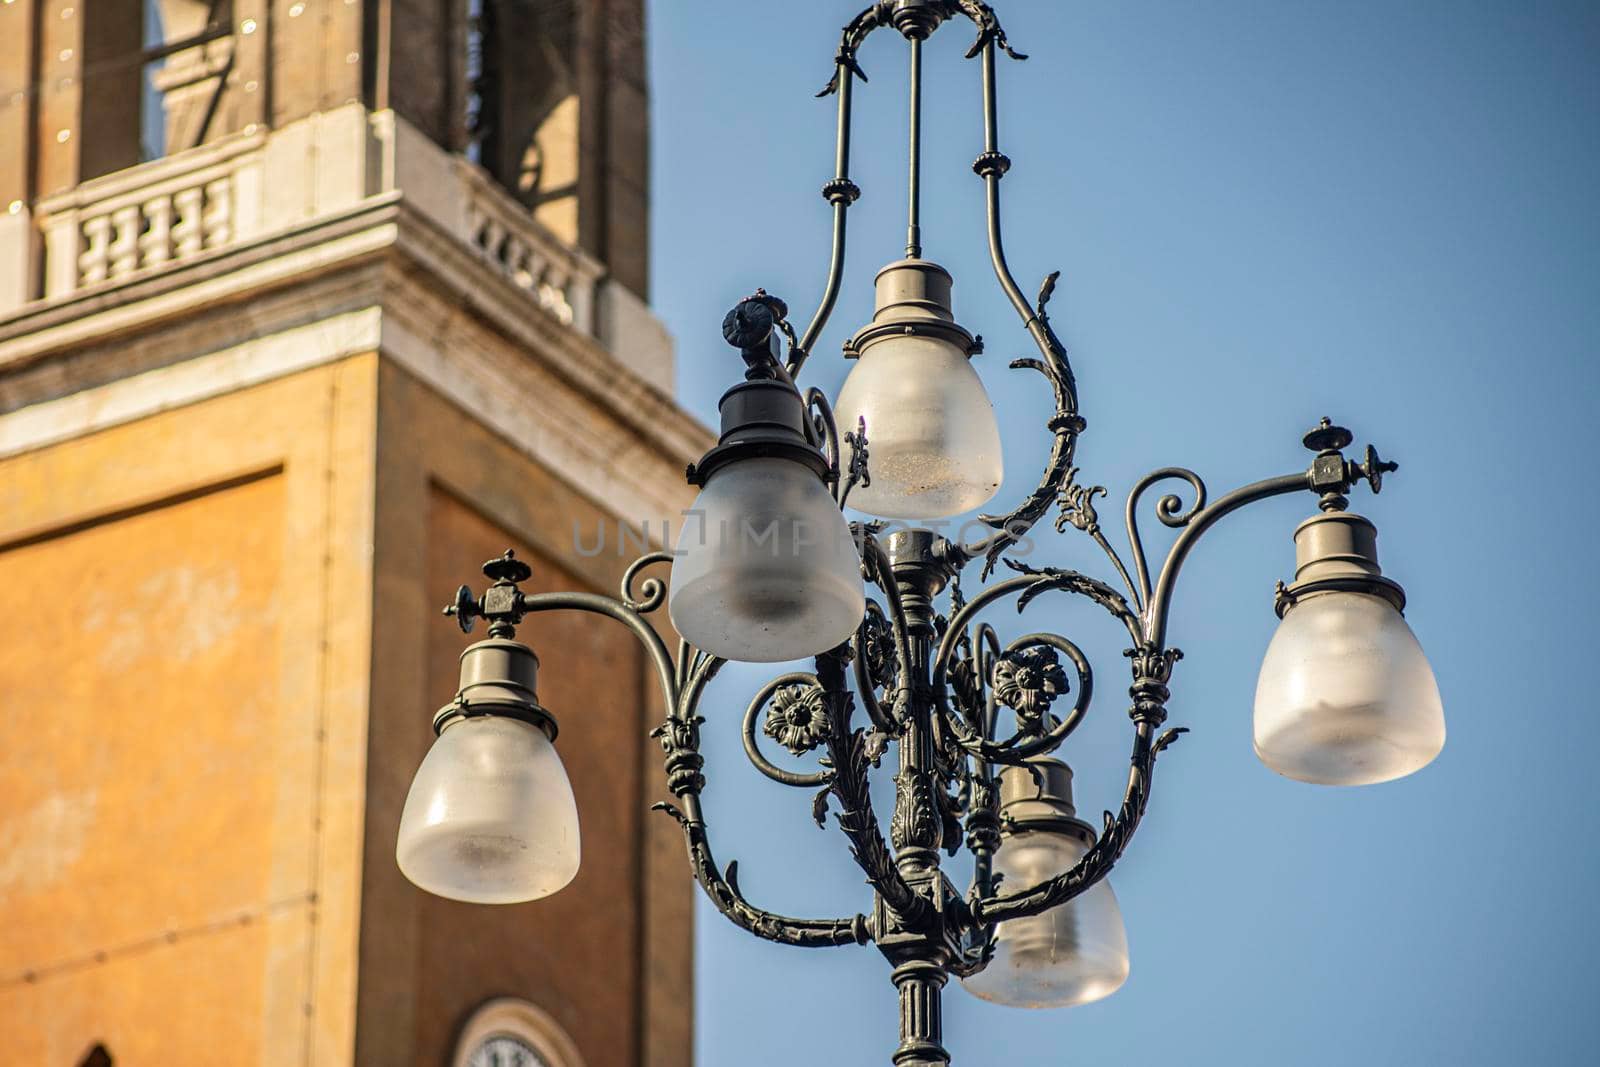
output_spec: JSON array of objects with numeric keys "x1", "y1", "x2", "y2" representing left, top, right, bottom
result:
[{"x1": 0, "y1": 357, "x2": 380, "y2": 1065}]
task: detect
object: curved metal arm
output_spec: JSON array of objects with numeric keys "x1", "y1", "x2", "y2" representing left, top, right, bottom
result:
[
  {"x1": 1124, "y1": 468, "x2": 1208, "y2": 608},
  {"x1": 651, "y1": 801, "x2": 870, "y2": 947},
  {"x1": 517, "y1": 570, "x2": 871, "y2": 948},
  {"x1": 794, "y1": 5, "x2": 883, "y2": 379},
  {"x1": 804, "y1": 387, "x2": 843, "y2": 482},
  {"x1": 971, "y1": 719, "x2": 1185, "y2": 926},
  {"x1": 516, "y1": 588, "x2": 680, "y2": 711},
  {"x1": 1142, "y1": 470, "x2": 1310, "y2": 648},
  {"x1": 946, "y1": 42, "x2": 1086, "y2": 579}
]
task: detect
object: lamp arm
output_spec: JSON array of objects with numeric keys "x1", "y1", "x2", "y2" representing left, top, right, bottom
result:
[
  {"x1": 1140, "y1": 470, "x2": 1311, "y2": 649},
  {"x1": 970, "y1": 717, "x2": 1184, "y2": 926},
  {"x1": 515, "y1": 579, "x2": 870, "y2": 949},
  {"x1": 947, "y1": 40, "x2": 1087, "y2": 581},
  {"x1": 660, "y1": 655, "x2": 873, "y2": 949},
  {"x1": 1140, "y1": 431, "x2": 1401, "y2": 648},
  {"x1": 792, "y1": 2, "x2": 894, "y2": 378}
]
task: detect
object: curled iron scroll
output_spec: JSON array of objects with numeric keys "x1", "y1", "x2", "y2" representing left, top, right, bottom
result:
[
  {"x1": 742, "y1": 673, "x2": 835, "y2": 789},
  {"x1": 1124, "y1": 468, "x2": 1208, "y2": 608},
  {"x1": 620, "y1": 551, "x2": 674, "y2": 613},
  {"x1": 804, "y1": 386, "x2": 843, "y2": 484}
]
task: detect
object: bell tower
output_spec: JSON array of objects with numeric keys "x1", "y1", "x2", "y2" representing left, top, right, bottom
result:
[{"x1": 0, "y1": 3, "x2": 699, "y2": 1065}]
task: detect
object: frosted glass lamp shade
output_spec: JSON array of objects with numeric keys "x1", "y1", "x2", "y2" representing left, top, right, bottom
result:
[
  {"x1": 834, "y1": 334, "x2": 1003, "y2": 519},
  {"x1": 1254, "y1": 591, "x2": 1445, "y2": 786},
  {"x1": 396, "y1": 715, "x2": 580, "y2": 904},
  {"x1": 668, "y1": 456, "x2": 865, "y2": 662},
  {"x1": 961, "y1": 830, "x2": 1130, "y2": 1009}
]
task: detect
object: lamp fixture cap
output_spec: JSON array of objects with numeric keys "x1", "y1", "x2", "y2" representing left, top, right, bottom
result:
[
  {"x1": 844, "y1": 258, "x2": 979, "y2": 359},
  {"x1": 1276, "y1": 511, "x2": 1406, "y2": 617},
  {"x1": 686, "y1": 377, "x2": 832, "y2": 487},
  {"x1": 433, "y1": 637, "x2": 558, "y2": 740},
  {"x1": 997, "y1": 757, "x2": 1096, "y2": 845}
]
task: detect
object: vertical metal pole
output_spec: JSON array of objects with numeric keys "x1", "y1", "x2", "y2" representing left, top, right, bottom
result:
[
  {"x1": 906, "y1": 35, "x2": 924, "y2": 259},
  {"x1": 893, "y1": 958, "x2": 949, "y2": 1067},
  {"x1": 884, "y1": 530, "x2": 951, "y2": 1066}
]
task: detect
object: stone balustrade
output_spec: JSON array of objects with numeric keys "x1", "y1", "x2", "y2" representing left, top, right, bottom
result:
[
  {"x1": 0, "y1": 105, "x2": 673, "y2": 389},
  {"x1": 459, "y1": 163, "x2": 597, "y2": 334},
  {"x1": 34, "y1": 131, "x2": 265, "y2": 300},
  {"x1": 9, "y1": 109, "x2": 604, "y2": 343}
]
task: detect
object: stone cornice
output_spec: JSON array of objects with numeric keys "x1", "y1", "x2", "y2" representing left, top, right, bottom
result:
[{"x1": 0, "y1": 187, "x2": 712, "y2": 528}]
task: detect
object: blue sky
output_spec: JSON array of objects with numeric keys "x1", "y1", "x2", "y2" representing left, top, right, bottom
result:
[{"x1": 646, "y1": 2, "x2": 1600, "y2": 1064}]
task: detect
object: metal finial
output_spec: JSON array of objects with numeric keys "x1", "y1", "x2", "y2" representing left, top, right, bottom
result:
[
  {"x1": 1303, "y1": 417, "x2": 1354, "y2": 453},
  {"x1": 482, "y1": 548, "x2": 532, "y2": 584}
]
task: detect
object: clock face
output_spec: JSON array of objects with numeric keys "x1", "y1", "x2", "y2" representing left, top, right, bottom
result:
[{"x1": 466, "y1": 1035, "x2": 550, "y2": 1067}]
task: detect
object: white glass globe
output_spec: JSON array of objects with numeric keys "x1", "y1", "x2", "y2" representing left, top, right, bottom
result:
[
  {"x1": 668, "y1": 456, "x2": 865, "y2": 662},
  {"x1": 1254, "y1": 590, "x2": 1445, "y2": 786},
  {"x1": 396, "y1": 715, "x2": 580, "y2": 904},
  {"x1": 961, "y1": 830, "x2": 1130, "y2": 1009},
  {"x1": 834, "y1": 334, "x2": 1003, "y2": 519}
]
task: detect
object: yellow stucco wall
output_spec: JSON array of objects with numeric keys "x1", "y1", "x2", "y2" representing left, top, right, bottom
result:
[
  {"x1": 0, "y1": 349, "x2": 695, "y2": 1067},
  {"x1": 0, "y1": 357, "x2": 379, "y2": 1065}
]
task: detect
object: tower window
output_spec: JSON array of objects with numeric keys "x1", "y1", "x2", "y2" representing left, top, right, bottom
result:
[{"x1": 139, "y1": 0, "x2": 236, "y2": 162}]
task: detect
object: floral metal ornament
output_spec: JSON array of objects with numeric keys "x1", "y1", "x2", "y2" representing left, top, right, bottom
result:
[
  {"x1": 1055, "y1": 467, "x2": 1106, "y2": 535},
  {"x1": 991, "y1": 646, "x2": 1070, "y2": 733},
  {"x1": 764, "y1": 683, "x2": 832, "y2": 755}
]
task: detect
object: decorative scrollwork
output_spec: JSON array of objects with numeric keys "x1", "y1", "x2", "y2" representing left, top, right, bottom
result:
[
  {"x1": 817, "y1": 3, "x2": 889, "y2": 96},
  {"x1": 947, "y1": 0, "x2": 1029, "y2": 60},
  {"x1": 839, "y1": 416, "x2": 871, "y2": 508},
  {"x1": 1124, "y1": 467, "x2": 1209, "y2": 608},
  {"x1": 961, "y1": 270, "x2": 1086, "y2": 580},
  {"x1": 742, "y1": 673, "x2": 834, "y2": 788},
  {"x1": 929, "y1": 569, "x2": 1111, "y2": 766},
  {"x1": 815, "y1": 646, "x2": 929, "y2": 924},
  {"x1": 620, "y1": 551, "x2": 673, "y2": 613}
]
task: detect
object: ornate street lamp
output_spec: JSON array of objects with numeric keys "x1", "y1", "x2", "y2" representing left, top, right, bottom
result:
[{"x1": 397, "y1": 2, "x2": 1445, "y2": 1063}]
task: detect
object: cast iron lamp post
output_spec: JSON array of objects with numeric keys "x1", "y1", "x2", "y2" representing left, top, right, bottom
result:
[{"x1": 397, "y1": 2, "x2": 1446, "y2": 1063}]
